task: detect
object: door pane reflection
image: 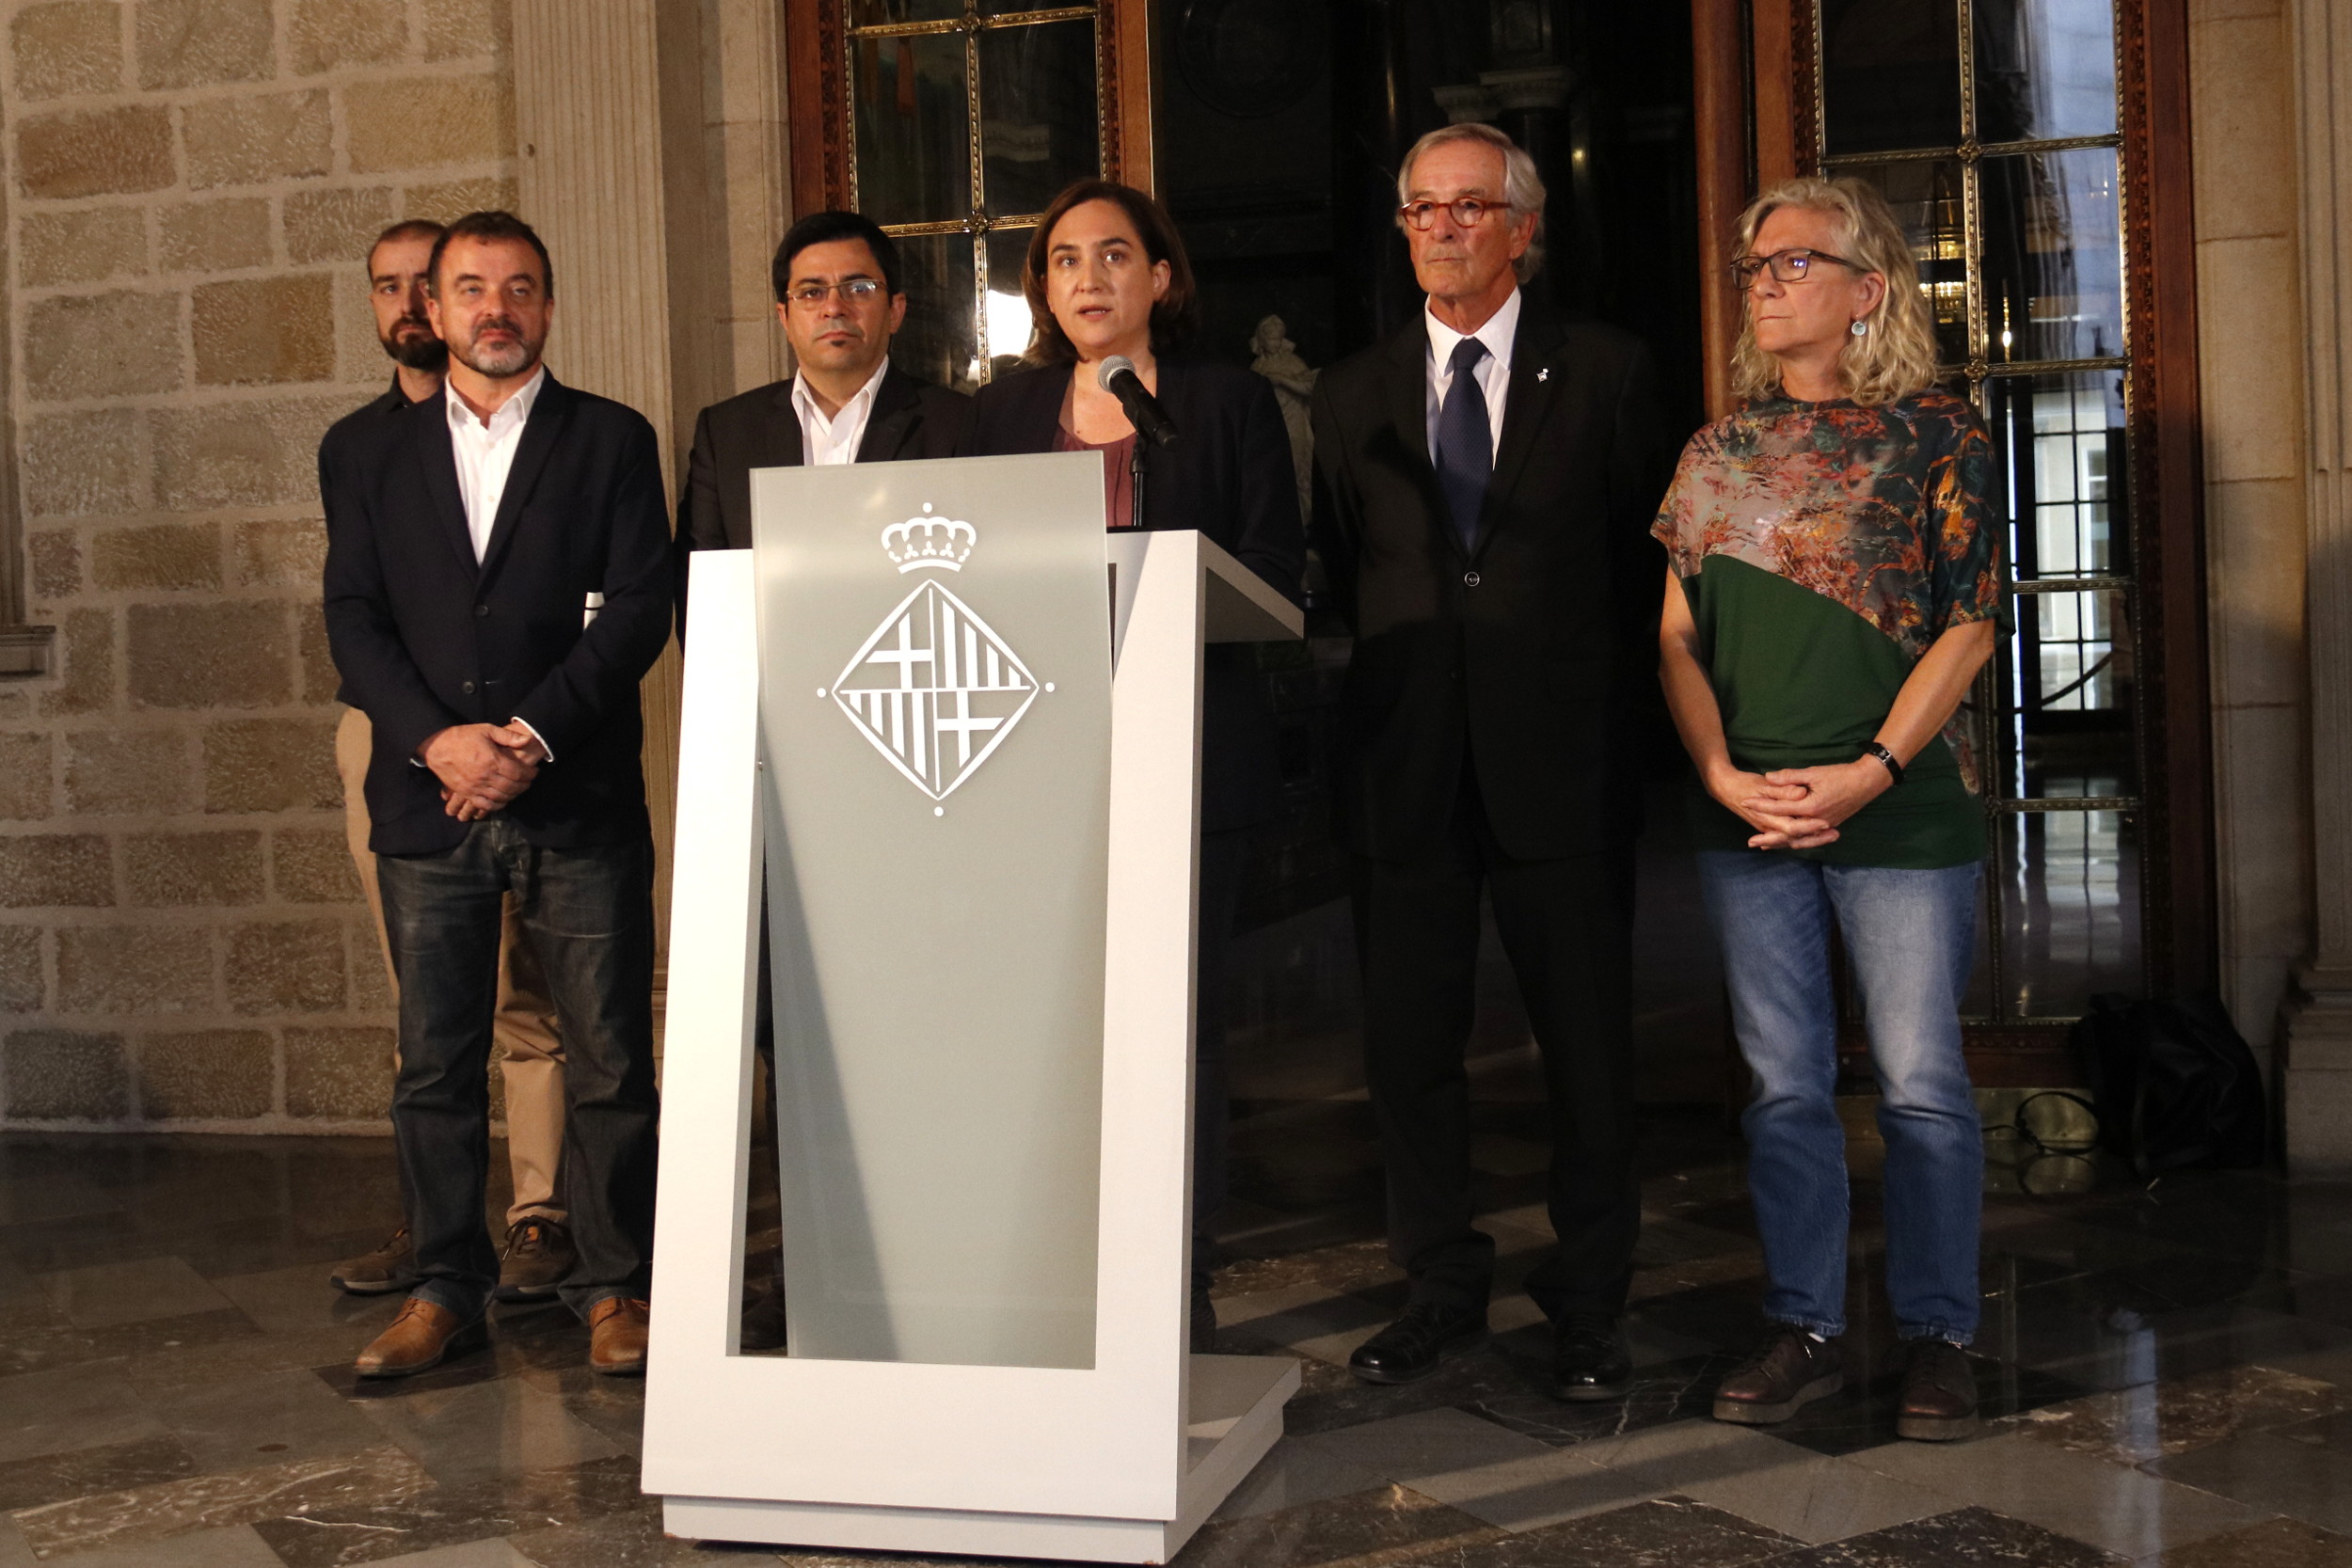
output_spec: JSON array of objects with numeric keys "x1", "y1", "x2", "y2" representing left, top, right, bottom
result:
[
  {"x1": 977, "y1": 21, "x2": 1099, "y2": 217},
  {"x1": 892, "y1": 232, "x2": 978, "y2": 394},
  {"x1": 1987, "y1": 372, "x2": 2128, "y2": 580},
  {"x1": 1973, "y1": 0, "x2": 2119, "y2": 143},
  {"x1": 1998, "y1": 587, "x2": 2137, "y2": 800},
  {"x1": 1820, "y1": 0, "x2": 1963, "y2": 156},
  {"x1": 852, "y1": 32, "x2": 972, "y2": 228},
  {"x1": 1981, "y1": 149, "x2": 2124, "y2": 364},
  {"x1": 1995, "y1": 809, "x2": 2140, "y2": 1018}
]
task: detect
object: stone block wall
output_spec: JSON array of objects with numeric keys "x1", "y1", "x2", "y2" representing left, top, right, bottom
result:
[{"x1": 0, "y1": 0, "x2": 517, "y2": 1128}]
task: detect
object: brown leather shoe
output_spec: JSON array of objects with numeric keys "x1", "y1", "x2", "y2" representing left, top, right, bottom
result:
[
  {"x1": 1896, "y1": 1338, "x2": 1980, "y2": 1441},
  {"x1": 1713, "y1": 1324, "x2": 1845, "y2": 1424},
  {"x1": 330, "y1": 1225, "x2": 414, "y2": 1296},
  {"x1": 587, "y1": 1296, "x2": 649, "y2": 1377},
  {"x1": 355, "y1": 1297, "x2": 488, "y2": 1378},
  {"x1": 496, "y1": 1218, "x2": 576, "y2": 1303}
]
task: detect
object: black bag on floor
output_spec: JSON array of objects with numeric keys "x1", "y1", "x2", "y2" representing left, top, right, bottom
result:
[{"x1": 2071, "y1": 991, "x2": 2268, "y2": 1176}]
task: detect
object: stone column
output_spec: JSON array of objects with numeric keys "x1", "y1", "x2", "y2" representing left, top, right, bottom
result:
[
  {"x1": 512, "y1": 0, "x2": 695, "y2": 991},
  {"x1": 2284, "y1": 0, "x2": 2352, "y2": 1167}
]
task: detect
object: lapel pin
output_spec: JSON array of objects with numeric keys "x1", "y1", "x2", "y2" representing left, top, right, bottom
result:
[{"x1": 1536, "y1": 367, "x2": 1550, "y2": 383}]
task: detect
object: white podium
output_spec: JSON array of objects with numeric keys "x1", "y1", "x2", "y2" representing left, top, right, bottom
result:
[{"x1": 644, "y1": 452, "x2": 1305, "y2": 1563}]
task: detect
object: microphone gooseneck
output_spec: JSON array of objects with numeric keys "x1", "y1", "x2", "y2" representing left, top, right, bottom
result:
[{"x1": 1096, "y1": 355, "x2": 1179, "y2": 448}]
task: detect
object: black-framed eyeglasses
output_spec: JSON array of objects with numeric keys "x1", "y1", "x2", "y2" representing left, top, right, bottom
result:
[
  {"x1": 1397, "y1": 198, "x2": 1507, "y2": 231},
  {"x1": 1729, "y1": 248, "x2": 1867, "y2": 290},
  {"x1": 787, "y1": 277, "x2": 884, "y2": 308}
]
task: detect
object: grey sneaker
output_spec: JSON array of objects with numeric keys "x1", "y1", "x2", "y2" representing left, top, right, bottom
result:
[
  {"x1": 495, "y1": 1217, "x2": 576, "y2": 1302},
  {"x1": 330, "y1": 1226, "x2": 414, "y2": 1296}
]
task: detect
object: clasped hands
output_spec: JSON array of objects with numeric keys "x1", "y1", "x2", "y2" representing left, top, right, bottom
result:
[
  {"x1": 1706, "y1": 757, "x2": 1893, "y2": 851},
  {"x1": 421, "y1": 722, "x2": 548, "y2": 821}
]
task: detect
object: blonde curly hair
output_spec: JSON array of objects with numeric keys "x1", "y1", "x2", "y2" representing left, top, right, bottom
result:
[{"x1": 1729, "y1": 177, "x2": 1941, "y2": 407}]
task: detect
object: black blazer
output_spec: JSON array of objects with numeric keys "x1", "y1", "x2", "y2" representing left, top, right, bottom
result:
[
  {"x1": 318, "y1": 378, "x2": 415, "y2": 707},
  {"x1": 960, "y1": 357, "x2": 1307, "y2": 833},
  {"x1": 321, "y1": 372, "x2": 675, "y2": 855},
  {"x1": 1310, "y1": 300, "x2": 1673, "y2": 863},
  {"x1": 673, "y1": 363, "x2": 969, "y2": 626}
]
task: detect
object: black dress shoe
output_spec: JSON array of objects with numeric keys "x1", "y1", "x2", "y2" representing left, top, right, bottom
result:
[
  {"x1": 1553, "y1": 1314, "x2": 1631, "y2": 1402},
  {"x1": 1347, "y1": 1302, "x2": 1487, "y2": 1386}
]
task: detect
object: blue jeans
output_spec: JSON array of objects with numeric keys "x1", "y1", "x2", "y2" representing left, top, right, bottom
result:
[
  {"x1": 377, "y1": 818, "x2": 660, "y2": 1323},
  {"x1": 1696, "y1": 852, "x2": 1983, "y2": 1345}
]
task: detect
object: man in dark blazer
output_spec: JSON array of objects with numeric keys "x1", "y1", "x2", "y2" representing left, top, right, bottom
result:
[
  {"x1": 675, "y1": 209, "x2": 968, "y2": 603},
  {"x1": 323, "y1": 211, "x2": 673, "y2": 1381},
  {"x1": 1311, "y1": 124, "x2": 1672, "y2": 1399},
  {"x1": 675, "y1": 209, "x2": 967, "y2": 1351}
]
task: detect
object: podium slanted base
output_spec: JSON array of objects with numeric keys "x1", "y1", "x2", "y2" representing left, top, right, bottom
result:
[{"x1": 661, "y1": 1354, "x2": 1300, "y2": 1564}]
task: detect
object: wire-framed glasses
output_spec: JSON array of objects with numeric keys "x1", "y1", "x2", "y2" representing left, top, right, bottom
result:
[
  {"x1": 1397, "y1": 198, "x2": 1507, "y2": 230},
  {"x1": 1729, "y1": 247, "x2": 1867, "y2": 291},
  {"x1": 787, "y1": 277, "x2": 884, "y2": 309}
]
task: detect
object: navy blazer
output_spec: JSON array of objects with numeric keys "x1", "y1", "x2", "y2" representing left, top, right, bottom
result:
[
  {"x1": 961, "y1": 356, "x2": 1307, "y2": 833},
  {"x1": 321, "y1": 372, "x2": 675, "y2": 855},
  {"x1": 1311, "y1": 301, "x2": 1674, "y2": 863}
]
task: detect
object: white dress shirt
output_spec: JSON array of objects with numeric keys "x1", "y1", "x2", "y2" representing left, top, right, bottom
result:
[
  {"x1": 442, "y1": 366, "x2": 553, "y2": 762},
  {"x1": 446, "y1": 365, "x2": 546, "y2": 562},
  {"x1": 792, "y1": 357, "x2": 891, "y2": 467},
  {"x1": 1422, "y1": 286, "x2": 1520, "y2": 467}
]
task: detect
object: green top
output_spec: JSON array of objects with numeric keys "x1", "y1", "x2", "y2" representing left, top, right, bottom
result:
[{"x1": 1654, "y1": 393, "x2": 2003, "y2": 870}]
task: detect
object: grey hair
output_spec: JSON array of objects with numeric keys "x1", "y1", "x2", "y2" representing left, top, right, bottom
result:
[{"x1": 1394, "y1": 121, "x2": 1547, "y2": 282}]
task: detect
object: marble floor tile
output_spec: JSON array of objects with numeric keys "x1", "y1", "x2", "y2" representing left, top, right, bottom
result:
[
  {"x1": 1850, "y1": 1428, "x2": 2264, "y2": 1559},
  {"x1": 2147, "y1": 1410, "x2": 2352, "y2": 1535},
  {"x1": 0, "y1": 1433, "x2": 196, "y2": 1513},
  {"x1": 19, "y1": 1522, "x2": 289, "y2": 1567},
  {"x1": 247, "y1": 1452, "x2": 644, "y2": 1568},
  {"x1": 8, "y1": 1444, "x2": 437, "y2": 1559},
  {"x1": 357, "y1": 1379, "x2": 629, "y2": 1487},
  {"x1": 1205, "y1": 1436, "x2": 1384, "y2": 1523},
  {"x1": 37, "y1": 1256, "x2": 235, "y2": 1330},
  {"x1": 0, "y1": 1518, "x2": 32, "y2": 1568},
  {"x1": 2149, "y1": 1516, "x2": 2352, "y2": 1568},
  {"x1": 362, "y1": 1537, "x2": 545, "y2": 1567},
  {"x1": 1299, "y1": 1406, "x2": 1656, "y2": 1530},
  {"x1": 151, "y1": 1366, "x2": 384, "y2": 1474},
  {"x1": 1571, "y1": 1418, "x2": 1956, "y2": 1546},
  {"x1": 512, "y1": 1497, "x2": 791, "y2": 1565},
  {"x1": 1412, "y1": 1496, "x2": 1798, "y2": 1567},
  {"x1": 0, "y1": 1363, "x2": 166, "y2": 1465},
  {"x1": 212, "y1": 1260, "x2": 413, "y2": 1338},
  {"x1": 1172, "y1": 1482, "x2": 1501, "y2": 1568},
  {"x1": 1998, "y1": 1363, "x2": 2352, "y2": 1464},
  {"x1": 0, "y1": 1308, "x2": 266, "y2": 1382},
  {"x1": 1758, "y1": 1504, "x2": 2122, "y2": 1565},
  {"x1": 507, "y1": 1365, "x2": 646, "y2": 1457}
]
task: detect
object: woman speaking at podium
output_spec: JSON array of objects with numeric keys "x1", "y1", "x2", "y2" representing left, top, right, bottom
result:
[{"x1": 961, "y1": 180, "x2": 1305, "y2": 1351}]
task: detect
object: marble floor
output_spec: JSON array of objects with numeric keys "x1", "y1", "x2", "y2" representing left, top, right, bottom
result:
[{"x1": 7, "y1": 1091, "x2": 2352, "y2": 1568}]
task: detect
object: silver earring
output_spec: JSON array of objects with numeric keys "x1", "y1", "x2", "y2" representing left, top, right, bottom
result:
[{"x1": 1850, "y1": 319, "x2": 1868, "y2": 337}]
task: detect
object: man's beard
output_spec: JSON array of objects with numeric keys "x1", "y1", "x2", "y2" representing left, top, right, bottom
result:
[
  {"x1": 454, "y1": 316, "x2": 540, "y2": 378},
  {"x1": 380, "y1": 318, "x2": 447, "y2": 372}
]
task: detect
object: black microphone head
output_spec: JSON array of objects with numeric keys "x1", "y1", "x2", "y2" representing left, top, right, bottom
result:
[{"x1": 1097, "y1": 355, "x2": 1136, "y2": 390}]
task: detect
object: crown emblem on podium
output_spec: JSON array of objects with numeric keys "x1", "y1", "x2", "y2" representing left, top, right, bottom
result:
[{"x1": 882, "y1": 505, "x2": 976, "y2": 572}]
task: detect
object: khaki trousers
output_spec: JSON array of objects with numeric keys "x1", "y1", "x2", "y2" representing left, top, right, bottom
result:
[{"x1": 338, "y1": 706, "x2": 567, "y2": 1227}]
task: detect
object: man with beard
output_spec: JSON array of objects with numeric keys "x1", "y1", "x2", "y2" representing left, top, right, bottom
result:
[
  {"x1": 323, "y1": 211, "x2": 673, "y2": 1378},
  {"x1": 319, "y1": 219, "x2": 577, "y2": 1309}
]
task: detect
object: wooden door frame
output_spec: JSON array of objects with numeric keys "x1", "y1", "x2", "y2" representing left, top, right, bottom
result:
[{"x1": 1691, "y1": 0, "x2": 2214, "y2": 1085}]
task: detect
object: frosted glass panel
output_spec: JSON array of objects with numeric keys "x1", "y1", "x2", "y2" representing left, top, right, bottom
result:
[{"x1": 750, "y1": 451, "x2": 1114, "y2": 1369}]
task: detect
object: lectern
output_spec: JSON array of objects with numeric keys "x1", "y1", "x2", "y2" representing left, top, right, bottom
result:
[{"x1": 643, "y1": 451, "x2": 1305, "y2": 1562}]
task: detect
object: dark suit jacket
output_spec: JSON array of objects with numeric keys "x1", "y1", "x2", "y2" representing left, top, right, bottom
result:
[
  {"x1": 321, "y1": 372, "x2": 675, "y2": 855},
  {"x1": 1310, "y1": 300, "x2": 1673, "y2": 863},
  {"x1": 960, "y1": 357, "x2": 1308, "y2": 833},
  {"x1": 319, "y1": 379, "x2": 416, "y2": 707},
  {"x1": 673, "y1": 363, "x2": 969, "y2": 627}
]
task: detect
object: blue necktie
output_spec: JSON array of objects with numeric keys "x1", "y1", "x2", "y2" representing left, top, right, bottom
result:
[{"x1": 1435, "y1": 336, "x2": 1492, "y2": 552}]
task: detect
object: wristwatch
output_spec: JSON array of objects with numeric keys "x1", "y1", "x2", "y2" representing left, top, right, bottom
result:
[{"x1": 1863, "y1": 742, "x2": 1905, "y2": 785}]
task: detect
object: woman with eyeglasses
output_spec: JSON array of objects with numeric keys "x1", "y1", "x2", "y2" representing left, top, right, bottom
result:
[
  {"x1": 1656, "y1": 177, "x2": 2000, "y2": 1440},
  {"x1": 960, "y1": 180, "x2": 1306, "y2": 1352}
]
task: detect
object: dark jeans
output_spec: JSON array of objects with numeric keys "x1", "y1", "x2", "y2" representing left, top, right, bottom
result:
[
  {"x1": 1353, "y1": 758, "x2": 1640, "y2": 1322},
  {"x1": 377, "y1": 818, "x2": 660, "y2": 1322}
]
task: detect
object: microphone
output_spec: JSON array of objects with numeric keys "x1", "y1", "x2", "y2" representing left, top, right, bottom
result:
[{"x1": 1097, "y1": 356, "x2": 1178, "y2": 447}]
